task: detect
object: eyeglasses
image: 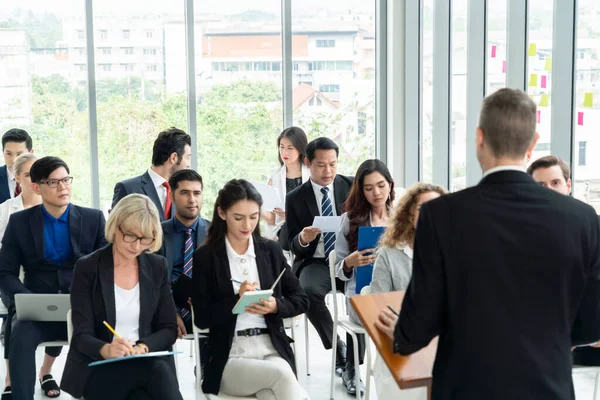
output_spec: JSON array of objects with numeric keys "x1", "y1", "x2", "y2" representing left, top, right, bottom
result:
[
  {"x1": 39, "y1": 176, "x2": 73, "y2": 188},
  {"x1": 119, "y1": 227, "x2": 155, "y2": 246}
]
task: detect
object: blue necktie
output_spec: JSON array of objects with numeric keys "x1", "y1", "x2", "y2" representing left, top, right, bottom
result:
[
  {"x1": 320, "y1": 187, "x2": 335, "y2": 264},
  {"x1": 180, "y1": 228, "x2": 193, "y2": 321}
]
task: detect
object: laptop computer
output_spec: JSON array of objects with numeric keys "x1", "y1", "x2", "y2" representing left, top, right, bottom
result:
[{"x1": 15, "y1": 293, "x2": 71, "y2": 322}]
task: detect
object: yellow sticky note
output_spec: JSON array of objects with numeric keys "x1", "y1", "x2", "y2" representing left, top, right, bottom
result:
[
  {"x1": 529, "y1": 73, "x2": 538, "y2": 87},
  {"x1": 544, "y1": 57, "x2": 552, "y2": 71},
  {"x1": 528, "y1": 43, "x2": 537, "y2": 57},
  {"x1": 539, "y1": 93, "x2": 549, "y2": 107},
  {"x1": 584, "y1": 93, "x2": 593, "y2": 107}
]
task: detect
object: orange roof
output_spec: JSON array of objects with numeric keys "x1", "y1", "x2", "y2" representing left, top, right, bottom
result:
[{"x1": 293, "y1": 83, "x2": 339, "y2": 109}]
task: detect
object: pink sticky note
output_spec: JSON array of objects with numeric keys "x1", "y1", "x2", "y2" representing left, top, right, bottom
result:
[
  {"x1": 541, "y1": 75, "x2": 547, "y2": 89},
  {"x1": 491, "y1": 45, "x2": 497, "y2": 58},
  {"x1": 536, "y1": 110, "x2": 541, "y2": 123},
  {"x1": 578, "y1": 111, "x2": 584, "y2": 126},
  {"x1": 502, "y1": 60, "x2": 506, "y2": 73}
]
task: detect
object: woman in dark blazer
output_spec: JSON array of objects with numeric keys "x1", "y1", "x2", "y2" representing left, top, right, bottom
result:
[
  {"x1": 192, "y1": 179, "x2": 310, "y2": 399},
  {"x1": 60, "y1": 194, "x2": 182, "y2": 400}
]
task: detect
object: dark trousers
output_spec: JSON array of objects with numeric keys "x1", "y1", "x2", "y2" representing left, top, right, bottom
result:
[
  {"x1": 299, "y1": 260, "x2": 345, "y2": 349},
  {"x1": 3, "y1": 309, "x2": 60, "y2": 360},
  {"x1": 83, "y1": 357, "x2": 183, "y2": 400},
  {"x1": 9, "y1": 319, "x2": 66, "y2": 400},
  {"x1": 346, "y1": 333, "x2": 366, "y2": 366}
]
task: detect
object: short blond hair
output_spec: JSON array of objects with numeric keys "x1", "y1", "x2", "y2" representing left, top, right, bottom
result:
[
  {"x1": 105, "y1": 194, "x2": 163, "y2": 253},
  {"x1": 13, "y1": 153, "x2": 37, "y2": 177}
]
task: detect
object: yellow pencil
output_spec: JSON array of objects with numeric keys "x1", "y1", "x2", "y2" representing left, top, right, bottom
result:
[{"x1": 103, "y1": 320, "x2": 133, "y2": 353}]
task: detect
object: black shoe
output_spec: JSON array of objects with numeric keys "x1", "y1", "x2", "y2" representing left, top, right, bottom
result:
[
  {"x1": 335, "y1": 340, "x2": 347, "y2": 376},
  {"x1": 342, "y1": 367, "x2": 365, "y2": 396}
]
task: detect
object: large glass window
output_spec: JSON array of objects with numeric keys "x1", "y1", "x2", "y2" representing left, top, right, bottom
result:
[
  {"x1": 422, "y1": 0, "x2": 434, "y2": 183},
  {"x1": 487, "y1": 0, "x2": 507, "y2": 94},
  {"x1": 0, "y1": 1, "x2": 92, "y2": 205},
  {"x1": 94, "y1": 0, "x2": 188, "y2": 213},
  {"x1": 573, "y1": 0, "x2": 600, "y2": 212},
  {"x1": 528, "y1": 0, "x2": 554, "y2": 161},
  {"x1": 194, "y1": 1, "x2": 283, "y2": 216},
  {"x1": 292, "y1": 0, "x2": 376, "y2": 177},
  {"x1": 450, "y1": 0, "x2": 467, "y2": 191}
]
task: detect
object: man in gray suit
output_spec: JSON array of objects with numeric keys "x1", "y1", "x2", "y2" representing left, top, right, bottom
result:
[{"x1": 111, "y1": 127, "x2": 192, "y2": 221}]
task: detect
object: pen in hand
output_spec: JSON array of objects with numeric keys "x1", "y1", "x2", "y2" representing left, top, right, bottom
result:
[
  {"x1": 103, "y1": 321, "x2": 134, "y2": 354},
  {"x1": 386, "y1": 304, "x2": 400, "y2": 317},
  {"x1": 231, "y1": 279, "x2": 244, "y2": 285}
]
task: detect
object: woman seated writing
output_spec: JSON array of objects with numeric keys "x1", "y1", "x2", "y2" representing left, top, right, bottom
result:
[
  {"x1": 371, "y1": 182, "x2": 446, "y2": 400},
  {"x1": 61, "y1": 194, "x2": 182, "y2": 400},
  {"x1": 334, "y1": 159, "x2": 395, "y2": 395},
  {"x1": 192, "y1": 179, "x2": 310, "y2": 399}
]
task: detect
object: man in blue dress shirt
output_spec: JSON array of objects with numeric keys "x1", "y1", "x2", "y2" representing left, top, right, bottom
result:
[{"x1": 0, "y1": 156, "x2": 107, "y2": 400}]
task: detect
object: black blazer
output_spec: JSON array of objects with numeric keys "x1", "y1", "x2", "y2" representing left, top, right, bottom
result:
[
  {"x1": 0, "y1": 204, "x2": 107, "y2": 304},
  {"x1": 394, "y1": 171, "x2": 600, "y2": 400},
  {"x1": 111, "y1": 171, "x2": 173, "y2": 221},
  {"x1": 192, "y1": 237, "x2": 309, "y2": 395},
  {"x1": 159, "y1": 216, "x2": 210, "y2": 279},
  {"x1": 0, "y1": 165, "x2": 11, "y2": 204},
  {"x1": 285, "y1": 175, "x2": 353, "y2": 275},
  {"x1": 60, "y1": 245, "x2": 178, "y2": 398}
]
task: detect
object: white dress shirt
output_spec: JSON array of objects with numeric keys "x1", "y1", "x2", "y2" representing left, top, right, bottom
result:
[
  {"x1": 113, "y1": 283, "x2": 140, "y2": 342},
  {"x1": 0, "y1": 194, "x2": 23, "y2": 246},
  {"x1": 226, "y1": 236, "x2": 267, "y2": 332},
  {"x1": 7, "y1": 168, "x2": 16, "y2": 199},
  {"x1": 147, "y1": 167, "x2": 167, "y2": 209},
  {"x1": 482, "y1": 165, "x2": 527, "y2": 178},
  {"x1": 304, "y1": 179, "x2": 336, "y2": 258}
]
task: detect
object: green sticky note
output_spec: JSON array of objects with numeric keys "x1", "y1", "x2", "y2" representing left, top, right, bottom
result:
[
  {"x1": 529, "y1": 73, "x2": 538, "y2": 87},
  {"x1": 544, "y1": 57, "x2": 552, "y2": 71},
  {"x1": 584, "y1": 93, "x2": 593, "y2": 107},
  {"x1": 539, "y1": 94, "x2": 549, "y2": 107},
  {"x1": 528, "y1": 43, "x2": 537, "y2": 57}
]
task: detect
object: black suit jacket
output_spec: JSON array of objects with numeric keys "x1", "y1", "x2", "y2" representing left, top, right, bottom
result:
[
  {"x1": 394, "y1": 170, "x2": 600, "y2": 400},
  {"x1": 60, "y1": 245, "x2": 178, "y2": 397},
  {"x1": 0, "y1": 165, "x2": 11, "y2": 204},
  {"x1": 111, "y1": 171, "x2": 173, "y2": 221},
  {"x1": 0, "y1": 204, "x2": 107, "y2": 304},
  {"x1": 285, "y1": 175, "x2": 353, "y2": 275},
  {"x1": 192, "y1": 237, "x2": 309, "y2": 395},
  {"x1": 159, "y1": 216, "x2": 210, "y2": 280}
]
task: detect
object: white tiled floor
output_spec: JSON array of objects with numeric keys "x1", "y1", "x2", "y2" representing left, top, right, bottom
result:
[{"x1": 6, "y1": 318, "x2": 600, "y2": 399}]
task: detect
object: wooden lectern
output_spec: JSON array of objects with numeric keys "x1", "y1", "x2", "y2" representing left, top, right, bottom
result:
[{"x1": 350, "y1": 291, "x2": 437, "y2": 399}]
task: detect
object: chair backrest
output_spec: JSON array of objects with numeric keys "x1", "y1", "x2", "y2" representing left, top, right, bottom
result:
[
  {"x1": 67, "y1": 309, "x2": 73, "y2": 343},
  {"x1": 328, "y1": 250, "x2": 340, "y2": 321},
  {"x1": 360, "y1": 285, "x2": 371, "y2": 295}
]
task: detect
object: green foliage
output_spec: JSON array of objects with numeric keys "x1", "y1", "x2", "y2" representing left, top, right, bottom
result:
[{"x1": 0, "y1": 9, "x2": 63, "y2": 48}]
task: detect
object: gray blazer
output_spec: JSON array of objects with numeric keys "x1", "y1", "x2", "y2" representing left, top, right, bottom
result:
[{"x1": 371, "y1": 245, "x2": 413, "y2": 294}]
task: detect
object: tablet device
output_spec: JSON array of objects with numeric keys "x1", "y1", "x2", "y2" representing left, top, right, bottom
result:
[{"x1": 232, "y1": 269, "x2": 286, "y2": 314}]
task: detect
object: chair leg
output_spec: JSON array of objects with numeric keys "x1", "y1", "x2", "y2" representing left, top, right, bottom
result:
[
  {"x1": 365, "y1": 336, "x2": 372, "y2": 400},
  {"x1": 330, "y1": 321, "x2": 338, "y2": 400},
  {"x1": 594, "y1": 371, "x2": 599, "y2": 400},
  {"x1": 189, "y1": 337, "x2": 194, "y2": 358},
  {"x1": 173, "y1": 340, "x2": 179, "y2": 376},
  {"x1": 194, "y1": 335, "x2": 203, "y2": 395},
  {"x1": 349, "y1": 331, "x2": 362, "y2": 400},
  {"x1": 305, "y1": 314, "x2": 310, "y2": 376},
  {"x1": 290, "y1": 318, "x2": 298, "y2": 374}
]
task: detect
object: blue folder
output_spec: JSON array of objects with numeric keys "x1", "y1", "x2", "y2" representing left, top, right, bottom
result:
[{"x1": 355, "y1": 226, "x2": 386, "y2": 294}]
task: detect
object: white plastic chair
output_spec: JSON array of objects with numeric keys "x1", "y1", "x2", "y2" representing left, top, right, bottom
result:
[
  {"x1": 573, "y1": 366, "x2": 600, "y2": 400},
  {"x1": 329, "y1": 250, "x2": 372, "y2": 400}
]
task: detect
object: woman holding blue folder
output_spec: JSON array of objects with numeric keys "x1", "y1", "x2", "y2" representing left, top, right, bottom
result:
[
  {"x1": 334, "y1": 159, "x2": 394, "y2": 395},
  {"x1": 61, "y1": 194, "x2": 182, "y2": 400},
  {"x1": 192, "y1": 179, "x2": 309, "y2": 399}
]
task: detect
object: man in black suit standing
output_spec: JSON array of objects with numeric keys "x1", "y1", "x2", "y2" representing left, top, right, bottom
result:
[
  {"x1": 0, "y1": 128, "x2": 33, "y2": 204},
  {"x1": 0, "y1": 156, "x2": 107, "y2": 400},
  {"x1": 376, "y1": 88, "x2": 600, "y2": 400},
  {"x1": 111, "y1": 127, "x2": 192, "y2": 221},
  {"x1": 285, "y1": 137, "x2": 353, "y2": 378}
]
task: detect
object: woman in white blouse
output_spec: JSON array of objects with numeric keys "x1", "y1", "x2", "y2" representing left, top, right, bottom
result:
[
  {"x1": 0, "y1": 153, "x2": 41, "y2": 244},
  {"x1": 262, "y1": 127, "x2": 310, "y2": 239},
  {"x1": 370, "y1": 182, "x2": 447, "y2": 400}
]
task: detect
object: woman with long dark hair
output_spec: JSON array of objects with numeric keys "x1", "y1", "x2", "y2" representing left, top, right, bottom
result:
[
  {"x1": 192, "y1": 179, "x2": 309, "y2": 399},
  {"x1": 262, "y1": 127, "x2": 310, "y2": 239},
  {"x1": 334, "y1": 159, "x2": 395, "y2": 395}
]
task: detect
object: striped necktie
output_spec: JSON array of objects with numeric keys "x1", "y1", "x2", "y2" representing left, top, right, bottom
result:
[
  {"x1": 180, "y1": 228, "x2": 194, "y2": 321},
  {"x1": 320, "y1": 187, "x2": 335, "y2": 264}
]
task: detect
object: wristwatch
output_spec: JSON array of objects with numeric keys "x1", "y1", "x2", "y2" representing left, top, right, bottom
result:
[{"x1": 135, "y1": 342, "x2": 149, "y2": 353}]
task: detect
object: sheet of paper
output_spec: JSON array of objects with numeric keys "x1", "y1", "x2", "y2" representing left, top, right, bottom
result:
[
  {"x1": 312, "y1": 216, "x2": 342, "y2": 233},
  {"x1": 249, "y1": 180, "x2": 284, "y2": 211}
]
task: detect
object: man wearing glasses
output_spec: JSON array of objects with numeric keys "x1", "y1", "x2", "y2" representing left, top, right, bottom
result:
[{"x1": 0, "y1": 156, "x2": 107, "y2": 400}]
